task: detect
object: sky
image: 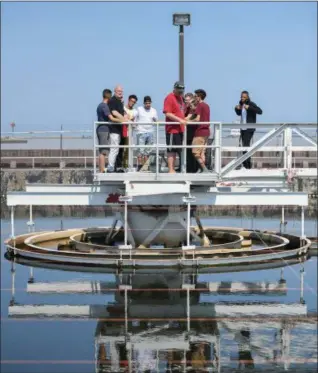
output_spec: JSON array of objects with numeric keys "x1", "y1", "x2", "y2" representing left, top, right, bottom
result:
[{"x1": 1, "y1": 1, "x2": 317, "y2": 138}]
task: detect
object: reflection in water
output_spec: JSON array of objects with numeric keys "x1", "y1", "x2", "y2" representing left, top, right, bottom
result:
[{"x1": 6, "y1": 259, "x2": 318, "y2": 373}]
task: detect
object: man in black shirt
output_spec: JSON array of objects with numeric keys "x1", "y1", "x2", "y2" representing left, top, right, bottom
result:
[
  {"x1": 107, "y1": 85, "x2": 126, "y2": 172},
  {"x1": 234, "y1": 91, "x2": 263, "y2": 169},
  {"x1": 96, "y1": 89, "x2": 112, "y2": 173}
]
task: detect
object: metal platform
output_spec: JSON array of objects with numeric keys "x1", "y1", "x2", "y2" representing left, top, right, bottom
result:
[
  {"x1": 94, "y1": 168, "x2": 317, "y2": 183},
  {"x1": 7, "y1": 183, "x2": 308, "y2": 206}
]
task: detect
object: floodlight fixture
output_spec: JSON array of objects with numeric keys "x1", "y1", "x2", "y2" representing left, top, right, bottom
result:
[{"x1": 173, "y1": 13, "x2": 191, "y2": 27}]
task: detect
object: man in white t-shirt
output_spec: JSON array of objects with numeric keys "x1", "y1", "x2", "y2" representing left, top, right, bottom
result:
[{"x1": 134, "y1": 96, "x2": 158, "y2": 171}]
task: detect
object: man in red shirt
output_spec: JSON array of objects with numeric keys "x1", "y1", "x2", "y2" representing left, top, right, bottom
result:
[
  {"x1": 163, "y1": 82, "x2": 187, "y2": 173},
  {"x1": 190, "y1": 89, "x2": 211, "y2": 173}
]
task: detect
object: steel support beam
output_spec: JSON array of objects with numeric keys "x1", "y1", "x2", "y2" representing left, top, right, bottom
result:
[
  {"x1": 221, "y1": 124, "x2": 289, "y2": 177},
  {"x1": 293, "y1": 128, "x2": 317, "y2": 147},
  {"x1": 7, "y1": 190, "x2": 308, "y2": 206}
]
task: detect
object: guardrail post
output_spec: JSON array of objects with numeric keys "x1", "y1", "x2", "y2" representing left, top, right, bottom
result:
[
  {"x1": 10, "y1": 206, "x2": 15, "y2": 240},
  {"x1": 214, "y1": 122, "x2": 222, "y2": 174},
  {"x1": 27, "y1": 204, "x2": 35, "y2": 233},
  {"x1": 128, "y1": 122, "x2": 134, "y2": 171},
  {"x1": 283, "y1": 126, "x2": 292, "y2": 169},
  {"x1": 118, "y1": 195, "x2": 133, "y2": 252},
  {"x1": 93, "y1": 121, "x2": 97, "y2": 179},
  {"x1": 182, "y1": 128, "x2": 187, "y2": 173},
  {"x1": 300, "y1": 205, "x2": 306, "y2": 240},
  {"x1": 155, "y1": 122, "x2": 160, "y2": 177}
]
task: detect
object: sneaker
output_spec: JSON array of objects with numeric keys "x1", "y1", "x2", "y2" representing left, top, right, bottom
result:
[{"x1": 107, "y1": 167, "x2": 115, "y2": 173}]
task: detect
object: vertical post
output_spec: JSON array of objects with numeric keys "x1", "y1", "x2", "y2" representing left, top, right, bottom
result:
[
  {"x1": 128, "y1": 122, "x2": 133, "y2": 171},
  {"x1": 179, "y1": 25, "x2": 184, "y2": 84},
  {"x1": 280, "y1": 206, "x2": 285, "y2": 233},
  {"x1": 124, "y1": 200, "x2": 128, "y2": 246},
  {"x1": 186, "y1": 287, "x2": 190, "y2": 332},
  {"x1": 27, "y1": 204, "x2": 35, "y2": 233},
  {"x1": 300, "y1": 266, "x2": 305, "y2": 304},
  {"x1": 10, "y1": 206, "x2": 15, "y2": 240},
  {"x1": 301, "y1": 206, "x2": 305, "y2": 240},
  {"x1": 11, "y1": 262, "x2": 15, "y2": 301},
  {"x1": 93, "y1": 121, "x2": 97, "y2": 178},
  {"x1": 156, "y1": 122, "x2": 160, "y2": 177},
  {"x1": 28, "y1": 267, "x2": 34, "y2": 284},
  {"x1": 214, "y1": 122, "x2": 221, "y2": 174},
  {"x1": 124, "y1": 288, "x2": 128, "y2": 334},
  {"x1": 30, "y1": 204, "x2": 33, "y2": 224},
  {"x1": 217, "y1": 334, "x2": 221, "y2": 373},
  {"x1": 182, "y1": 126, "x2": 187, "y2": 173},
  {"x1": 283, "y1": 127, "x2": 292, "y2": 169},
  {"x1": 280, "y1": 268, "x2": 285, "y2": 282},
  {"x1": 187, "y1": 200, "x2": 191, "y2": 247},
  {"x1": 60, "y1": 124, "x2": 63, "y2": 158}
]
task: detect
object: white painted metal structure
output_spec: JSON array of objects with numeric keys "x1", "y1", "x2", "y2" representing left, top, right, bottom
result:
[{"x1": 6, "y1": 122, "x2": 316, "y2": 250}]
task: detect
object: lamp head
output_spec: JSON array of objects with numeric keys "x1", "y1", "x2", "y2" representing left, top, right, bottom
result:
[{"x1": 173, "y1": 13, "x2": 191, "y2": 26}]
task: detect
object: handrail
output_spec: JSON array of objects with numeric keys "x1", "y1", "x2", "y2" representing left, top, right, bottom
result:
[
  {"x1": 91, "y1": 121, "x2": 317, "y2": 176},
  {"x1": 1, "y1": 122, "x2": 316, "y2": 175},
  {"x1": 2, "y1": 122, "x2": 316, "y2": 136}
]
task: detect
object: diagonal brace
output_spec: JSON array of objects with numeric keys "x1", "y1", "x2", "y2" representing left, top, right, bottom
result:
[
  {"x1": 221, "y1": 124, "x2": 289, "y2": 177},
  {"x1": 293, "y1": 128, "x2": 317, "y2": 147}
]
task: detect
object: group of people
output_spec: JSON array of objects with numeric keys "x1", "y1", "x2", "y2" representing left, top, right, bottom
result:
[{"x1": 96, "y1": 82, "x2": 262, "y2": 173}]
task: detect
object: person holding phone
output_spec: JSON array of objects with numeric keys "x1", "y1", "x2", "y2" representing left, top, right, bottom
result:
[{"x1": 235, "y1": 91, "x2": 262, "y2": 169}]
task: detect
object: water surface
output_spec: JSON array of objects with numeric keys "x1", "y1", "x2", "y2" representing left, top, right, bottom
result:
[{"x1": 1, "y1": 217, "x2": 317, "y2": 373}]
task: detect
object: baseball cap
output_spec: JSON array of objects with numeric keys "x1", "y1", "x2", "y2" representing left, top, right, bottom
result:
[{"x1": 174, "y1": 81, "x2": 185, "y2": 90}]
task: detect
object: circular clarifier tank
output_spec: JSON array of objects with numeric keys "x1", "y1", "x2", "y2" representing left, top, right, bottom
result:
[{"x1": 5, "y1": 225, "x2": 311, "y2": 268}]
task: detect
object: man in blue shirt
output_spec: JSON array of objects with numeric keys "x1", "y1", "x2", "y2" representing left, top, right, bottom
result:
[{"x1": 96, "y1": 89, "x2": 112, "y2": 172}]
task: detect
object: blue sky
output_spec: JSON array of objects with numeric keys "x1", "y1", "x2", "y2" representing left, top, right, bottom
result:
[{"x1": 1, "y1": 1, "x2": 317, "y2": 133}]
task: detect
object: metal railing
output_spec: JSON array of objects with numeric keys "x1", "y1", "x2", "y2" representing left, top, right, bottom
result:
[
  {"x1": 93, "y1": 121, "x2": 317, "y2": 177},
  {"x1": 1, "y1": 155, "x2": 317, "y2": 170},
  {"x1": 1, "y1": 123, "x2": 316, "y2": 173}
]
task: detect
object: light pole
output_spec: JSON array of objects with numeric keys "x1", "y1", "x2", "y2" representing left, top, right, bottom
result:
[{"x1": 173, "y1": 13, "x2": 191, "y2": 85}]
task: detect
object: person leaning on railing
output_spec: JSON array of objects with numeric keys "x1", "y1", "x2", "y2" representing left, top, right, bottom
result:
[
  {"x1": 134, "y1": 95, "x2": 158, "y2": 172},
  {"x1": 184, "y1": 93, "x2": 199, "y2": 173},
  {"x1": 118, "y1": 94, "x2": 138, "y2": 171},
  {"x1": 107, "y1": 85, "x2": 127, "y2": 173},
  {"x1": 188, "y1": 89, "x2": 211, "y2": 173},
  {"x1": 96, "y1": 88, "x2": 112, "y2": 173},
  {"x1": 234, "y1": 90, "x2": 263, "y2": 169},
  {"x1": 163, "y1": 81, "x2": 187, "y2": 174}
]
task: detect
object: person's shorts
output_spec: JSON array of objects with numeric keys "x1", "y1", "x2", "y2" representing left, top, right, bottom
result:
[
  {"x1": 166, "y1": 132, "x2": 183, "y2": 153},
  {"x1": 136, "y1": 132, "x2": 154, "y2": 156},
  {"x1": 192, "y1": 136, "x2": 208, "y2": 158},
  {"x1": 96, "y1": 125, "x2": 110, "y2": 155}
]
